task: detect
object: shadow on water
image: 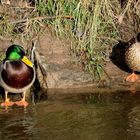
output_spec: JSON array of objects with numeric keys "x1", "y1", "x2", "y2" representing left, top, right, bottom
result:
[{"x1": 1, "y1": 89, "x2": 140, "y2": 140}]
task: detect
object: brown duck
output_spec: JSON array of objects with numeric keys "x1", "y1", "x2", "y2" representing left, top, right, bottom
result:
[
  {"x1": 0, "y1": 45, "x2": 36, "y2": 107},
  {"x1": 125, "y1": 33, "x2": 140, "y2": 82}
]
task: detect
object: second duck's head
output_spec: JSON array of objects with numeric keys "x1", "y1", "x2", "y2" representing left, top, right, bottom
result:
[{"x1": 6, "y1": 44, "x2": 33, "y2": 67}]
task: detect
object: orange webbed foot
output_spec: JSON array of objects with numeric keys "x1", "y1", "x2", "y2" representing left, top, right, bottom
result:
[
  {"x1": 15, "y1": 100, "x2": 28, "y2": 107},
  {"x1": 1, "y1": 99, "x2": 14, "y2": 107},
  {"x1": 126, "y1": 73, "x2": 139, "y2": 82}
]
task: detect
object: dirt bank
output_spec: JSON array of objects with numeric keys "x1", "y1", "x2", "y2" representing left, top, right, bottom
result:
[{"x1": 0, "y1": 29, "x2": 140, "y2": 96}]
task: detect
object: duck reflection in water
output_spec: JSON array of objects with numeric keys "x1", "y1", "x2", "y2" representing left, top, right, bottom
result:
[{"x1": 0, "y1": 107, "x2": 35, "y2": 139}]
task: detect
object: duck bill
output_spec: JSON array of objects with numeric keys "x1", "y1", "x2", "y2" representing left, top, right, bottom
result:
[{"x1": 21, "y1": 56, "x2": 33, "y2": 67}]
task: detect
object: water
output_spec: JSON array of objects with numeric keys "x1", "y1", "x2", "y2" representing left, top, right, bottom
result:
[{"x1": 0, "y1": 90, "x2": 140, "y2": 140}]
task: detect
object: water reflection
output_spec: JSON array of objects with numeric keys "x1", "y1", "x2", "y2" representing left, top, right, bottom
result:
[
  {"x1": 1, "y1": 90, "x2": 140, "y2": 140},
  {"x1": 33, "y1": 91, "x2": 140, "y2": 140},
  {"x1": 0, "y1": 107, "x2": 35, "y2": 140},
  {"x1": 127, "y1": 96, "x2": 140, "y2": 139}
]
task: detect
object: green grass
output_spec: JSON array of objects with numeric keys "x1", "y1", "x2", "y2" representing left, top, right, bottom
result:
[{"x1": 0, "y1": 0, "x2": 139, "y2": 80}]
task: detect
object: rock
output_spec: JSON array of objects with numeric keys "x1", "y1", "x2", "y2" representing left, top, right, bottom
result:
[
  {"x1": 36, "y1": 31, "x2": 93, "y2": 89},
  {"x1": 46, "y1": 63, "x2": 93, "y2": 88}
]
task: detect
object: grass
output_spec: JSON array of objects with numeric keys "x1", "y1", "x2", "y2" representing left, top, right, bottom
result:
[{"x1": 0, "y1": 0, "x2": 140, "y2": 80}]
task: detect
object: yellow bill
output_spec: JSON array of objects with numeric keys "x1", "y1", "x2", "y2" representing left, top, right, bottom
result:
[{"x1": 21, "y1": 56, "x2": 33, "y2": 67}]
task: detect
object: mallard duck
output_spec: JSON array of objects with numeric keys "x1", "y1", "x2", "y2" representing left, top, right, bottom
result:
[
  {"x1": 0, "y1": 44, "x2": 36, "y2": 107},
  {"x1": 125, "y1": 33, "x2": 140, "y2": 82}
]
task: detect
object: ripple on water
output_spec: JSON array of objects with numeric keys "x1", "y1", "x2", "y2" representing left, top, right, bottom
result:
[
  {"x1": 0, "y1": 106, "x2": 35, "y2": 140},
  {"x1": 0, "y1": 91, "x2": 140, "y2": 140}
]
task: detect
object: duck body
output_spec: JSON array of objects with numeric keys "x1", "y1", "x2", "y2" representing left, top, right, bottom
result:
[
  {"x1": 125, "y1": 42, "x2": 140, "y2": 71},
  {"x1": 0, "y1": 60, "x2": 35, "y2": 93},
  {"x1": 125, "y1": 33, "x2": 140, "y2": 82},
  {"x1": 0, "y1": 44, "x2": 36, "y2": 107}
]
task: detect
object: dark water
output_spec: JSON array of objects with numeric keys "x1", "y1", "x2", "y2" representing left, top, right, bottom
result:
[{"x1": 1, "y1": 90, "x2": 140, "y2": 140}]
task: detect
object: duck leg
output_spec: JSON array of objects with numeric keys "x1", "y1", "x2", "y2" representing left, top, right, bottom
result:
[
  {"x1": 15, "y1": 91, "x2": 28, "y2": 107},
  {"x1": 126, "y1": 71, "x2": 139, "y2": 82},
  {"x1": 1, "y1": 91, "x2": 14, "y2": 107}
]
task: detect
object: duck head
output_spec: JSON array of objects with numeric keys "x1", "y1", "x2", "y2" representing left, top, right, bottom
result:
[{"x1": 6, "y1": 44, "x2": 33, "y2": 67}]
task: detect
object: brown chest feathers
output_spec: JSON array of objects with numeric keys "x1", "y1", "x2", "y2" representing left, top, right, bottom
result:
[{"x1": 2, "y1": 61, "x2": 34, "y2": 88}]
